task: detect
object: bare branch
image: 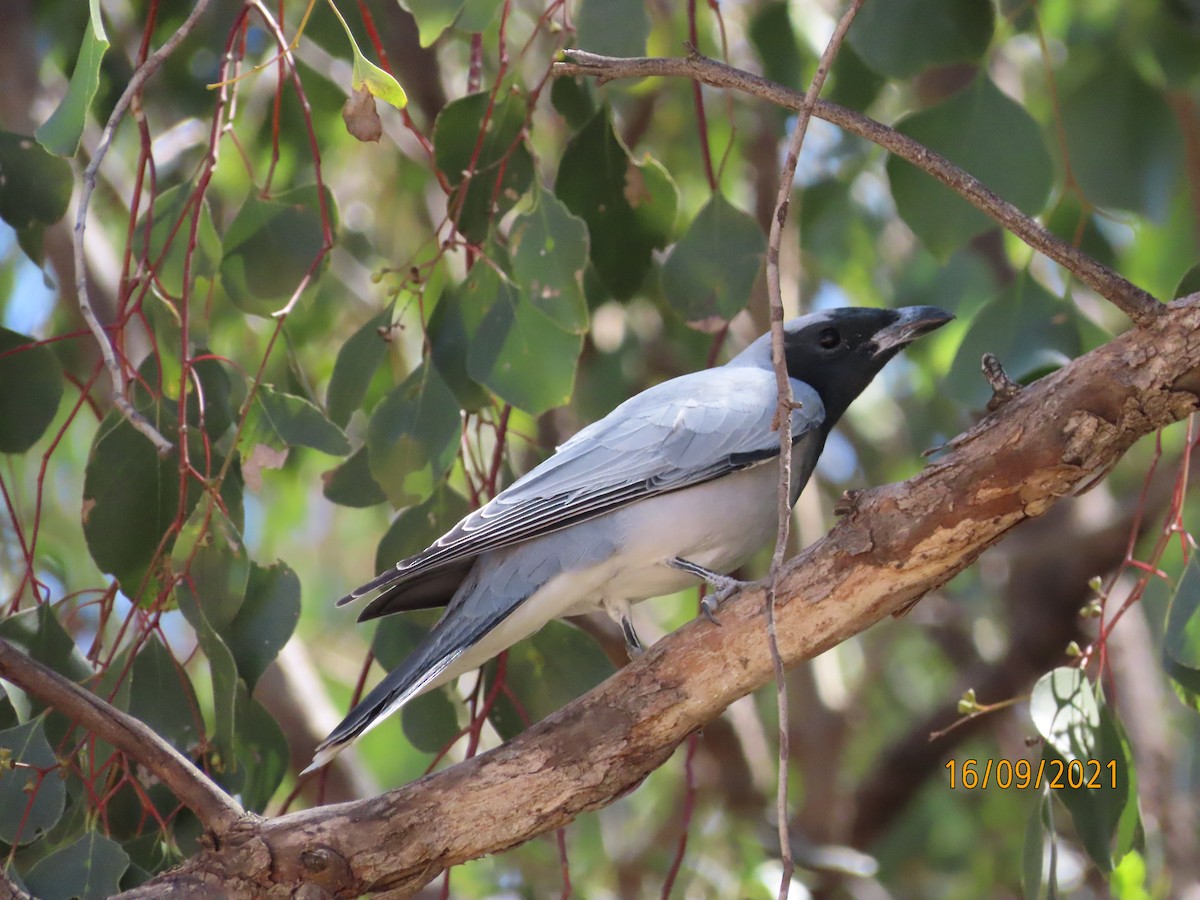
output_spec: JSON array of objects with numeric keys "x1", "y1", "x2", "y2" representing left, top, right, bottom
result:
[
  {"x1": 552, "y1": 50, "x2": 1163, "y2": 326},
  {"x1": 73, "y1": 0, "x2": 216, "y2": 455},
  {"x1": 120, "y1": 297, "x2": 1200, "y2": 897},
  {"x1": 0, "y1": 638, "x2": 245, "y2": 835},
  {"x1": 763, "y1": 2, "x2": 864, "y2": 891}
]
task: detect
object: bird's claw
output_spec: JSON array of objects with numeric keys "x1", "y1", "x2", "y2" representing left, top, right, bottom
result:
[{"x1": 700, "y1": 593, "x2": 723, "y2": 626}]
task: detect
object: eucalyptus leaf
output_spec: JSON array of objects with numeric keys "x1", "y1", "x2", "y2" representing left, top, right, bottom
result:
[
  {"x1": 0, "y1": 327, "x2": 63, "y2": 454},
  {"x1": 366, "y1": 364, "x2": 462, "y2": 508},
  {"x1": 556, "y1": 108, "x2": 678, "y2": 300}
]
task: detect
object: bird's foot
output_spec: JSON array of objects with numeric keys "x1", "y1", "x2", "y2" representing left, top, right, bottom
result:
[
  {"x1": 833, "y1": 488, "x2": 864, "y2": 516},
  {"x1": 667, "y1": 557, "x2": 751, "y2": 625}
]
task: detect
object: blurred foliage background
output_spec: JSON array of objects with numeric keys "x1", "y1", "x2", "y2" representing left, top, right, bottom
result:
[{"x1": 1, "y1": 0, "x2": 1200, "y2": 896}]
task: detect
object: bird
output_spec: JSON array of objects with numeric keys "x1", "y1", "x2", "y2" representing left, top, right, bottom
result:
[{"x1": 304, "y1": 305, "x2": 952, "y2": 772}]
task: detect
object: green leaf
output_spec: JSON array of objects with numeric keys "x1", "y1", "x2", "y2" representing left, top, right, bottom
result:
[
  {"x1": 466, "y1": 262, "x2": 583, "y2": 416},
  {"x1": 22, "y1": 829, "x2": 128, "y2": 900},
  {"x1": 251, "y1": 385, "x2": 351, "y2": 456},
  {"x1": 0, "y1": 327, "x2": 63, "y2": 454},
  {"x1": 575, "y1": 0, "x2": 649, "y2": 58},
  {"x1": 433, "y1": 91, "x2": 535, "y2": 243},
  {"x1": 130, "y1": 184, "x2": 222, "y2": 302},
  {"x1": 886, "y1": 76, "x2": 1054, "y2": 259},
  {"x1": 366, "y1": 363, "x2": 462, "y2": 507},
  {"x1": 322, "y1": 445, "x2": 387, "y2": 508},
  {"x1": 510, "y1": 183, "x2": 590, "y2": 334},
  {"x1": 484, "y1": 621, "x2": 616, "y2": 740},
  {"x1": 427, "y1": 286, "x2": 491, "y2": 412},
  {"x1": 219, "y1": 185, "x2": 335, "y2": 317},
  {"x1": 455, "y1": 0, "x2": 500, "y2": 33},
  {"x1": 550, "y1": 76, "x2": 596, "y2": 132},
  {"x1": 1031, "y1": 668, "x2": 1099, "y2": 768},
  {"x1": 327, "y1": 309, "x2": 392, "y2": 428},
  {"x1": 1061, "y1": 58, "x2": 1185, "y2": 221},
  {"x1": 374, "y1": 485, "x2": 471, "y2": 574},
  {"x1": 399, "y1": 0, "x2": 466, "y2": 46},
  {"x1": 324, "y1": 0, "x2": 408, "y2": 107},
  {"x1": 749, "y1": 2, "x2": 805, "y2": 92},
  {"x1": 0, "y1": 719, "x2": 66, "y2": 845},
  {"x1": 128, "y1": 634, "x2": 201, "y2": 752},
  {"x1": 1030, "y1": 668, "x2": 1132, "y2": 872},
  {"x1": 176, "y1": 579, "x2": 240, "y2": 778},
  {"x1": 1173, "y1": 263, "x2": 1200, "y2": 301},
  {"x1": 0, "y1": 604, "x2": 93, "y2": 685},
  {"x1": 82, "y1": 405, "x2": 183, "y2": 594},
  {"x1": 0, "y1": 131, "x2": 73, "y2": 263},
  {"x1": 847, "y1": 0, "x2": 994, "y2": 78},
  {"x1": 35, "y1": 0, "x2": 109, "y2": 158},
  {"x1": 401, "y1": 689, "x2": 462, "y2": 753},
  {"x1": 171, "y1": 503, "x2": 250, "y2": 634},
  {"x1": 222, "y1": 562, "x2": 301, "y2": 692},
  {"x1": 1023, "y1": 794, "x2": 1047, "y2": 900},
  {"x1": 187, "y1": 355, "x2": 238, "y2": 441},
  {"x1": 946, "y1": 276, "x2": 1081, "y2": 409},
  {"x1": 229, "y1": 684, "x2": 288, "y2": 812},
  {"x1": 556, "y1": 108, "x2": 678, "y2": 299},
  {"x1": 1163, "y1": 555, "x2": 1200, "y2": 707},
  {"x1": 661, "y1": 193, "x2": 766, "y2": 326}
]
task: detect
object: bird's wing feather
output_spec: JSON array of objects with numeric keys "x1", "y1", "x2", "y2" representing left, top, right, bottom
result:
[{"x1": 345, "y1": 367, "x2": 824, "y2": 618}]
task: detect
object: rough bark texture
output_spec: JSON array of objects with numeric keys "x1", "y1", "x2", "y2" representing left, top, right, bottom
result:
[{"x1": 110, "y1": 296, "x2": 1199, "y2": 897}]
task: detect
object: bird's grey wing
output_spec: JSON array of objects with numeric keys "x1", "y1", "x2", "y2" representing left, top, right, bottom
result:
[{"x1": 347, "y1": 367, "x2": 825, "y2": 621}]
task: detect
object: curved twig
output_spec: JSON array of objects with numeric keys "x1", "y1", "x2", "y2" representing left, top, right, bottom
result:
[
  {"x1": 762, "y1": 2, "x2": 865, "y2": 891},
  {"x1": 73, "y1": 0, "x2": 216, "y2": 455},
  {"x1": 552, "y1": 50, "x2": 1163, "y2": 326}
]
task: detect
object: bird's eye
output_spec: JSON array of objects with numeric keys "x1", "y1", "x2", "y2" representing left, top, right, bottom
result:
[{"x1": 818, "y1": 328, "x2": 841, "y2": 349}]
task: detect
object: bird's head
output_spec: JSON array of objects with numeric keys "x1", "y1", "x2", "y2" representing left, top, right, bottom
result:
[{"x1": 733, "y1": 305, "x2": 953, "y2": 430}]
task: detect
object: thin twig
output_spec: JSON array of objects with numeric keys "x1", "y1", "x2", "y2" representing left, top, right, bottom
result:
[
  {"x1": 0, "y1": 637, "x2": 244, "y2": 834},
  {"x1": 552, "y1": 50, "x2": 1162, "y2": 327},
  {"x1": 73, "y1": 0, "x2": 216, "y2": 455},
  {"x1": 762, "y1": 3, "x2": 864, "y2": 896}
]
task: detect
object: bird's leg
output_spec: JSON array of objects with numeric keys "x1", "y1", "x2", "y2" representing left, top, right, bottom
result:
[
  {"x1": 603, "y1": 598, "x2": 645, "y2": 658},
  {"x1": 667, "y1": 557, "x2": 750, "y2": 624},
  {"x1": 620, "y1": 614, "x2": 645, "y2": 658}
]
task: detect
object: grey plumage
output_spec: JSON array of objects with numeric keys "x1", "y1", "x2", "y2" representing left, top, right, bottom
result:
[{"x1": 305, "y1": 305, "x2": 951, "y2": 772}]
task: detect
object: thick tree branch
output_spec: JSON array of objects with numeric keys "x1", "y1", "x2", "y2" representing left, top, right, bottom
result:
[
  {"x1": 0, "y1": 638, "x2": 245, "y2": 835},
  {"x1": 552, "y1": 50, "x2": 1163, "y2": 327},
  {"x1": 116, "y1": 296, "x2": 1200, "y2": 897}
]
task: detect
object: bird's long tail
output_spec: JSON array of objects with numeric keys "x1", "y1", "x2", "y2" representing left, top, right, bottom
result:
[
  {"x1": 303, "y1": 600, "x2": 523, "y2": 774},
  {"x1": 301, "y1": 646, "x2": 461, "y2": 774}
]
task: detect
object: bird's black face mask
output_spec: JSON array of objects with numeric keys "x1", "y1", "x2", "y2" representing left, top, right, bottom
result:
[{"x1": 783, "y1": 306, "x2": 953, "y2": 430}]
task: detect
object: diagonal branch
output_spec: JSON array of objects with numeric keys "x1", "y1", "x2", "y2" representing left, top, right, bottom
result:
[
  {"x1": 552, "y1": 50, "x2": 1162, "y2": 327},
  {"x1": 117, "y1": 294, "x2": 1200, "y2": 897},
  {"x1": 0, "y1": 638, "x2": 245, "y2": 835}
]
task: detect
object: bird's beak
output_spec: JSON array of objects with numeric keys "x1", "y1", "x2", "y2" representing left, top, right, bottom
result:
[{"x1": 872, "y1": 306, "x2": 954, "y2": 356}]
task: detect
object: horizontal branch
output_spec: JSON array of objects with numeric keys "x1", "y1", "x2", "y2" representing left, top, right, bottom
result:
[
  {"x1": 0, "y1": 638, "x2": 245, "y2": 835},
  {"x1": 122, "y1": 295, "x2": 1200, "y2": 896},
  {"x1": 552, "y1": 50, "x2": 1163, "y2": 327}
]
